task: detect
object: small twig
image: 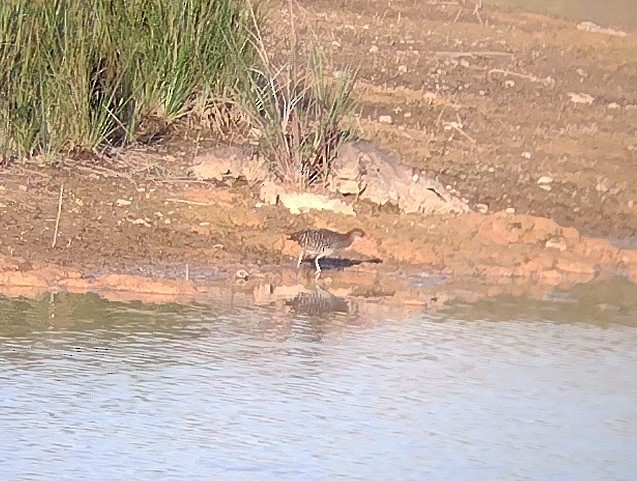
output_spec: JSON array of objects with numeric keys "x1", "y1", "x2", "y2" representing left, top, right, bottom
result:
[
  {"x1": 73, "y1": 164, "x2": 135, "y2": 181},
  {"x1": 452, "y1": 5, "x2": 463, "y2": 23},
  {"x1": 488, "y1": 68, "x2": 554, "y2": 87},
  {"x1": 51, "y1": 184, "x2": 64, "y2": 248},
  {"x1": 434, "y1": 50, "x2": 513, "y2": 58},
  {"x1": 435, "y1": 107, "x2": 446, "y2": 128},
  {"x1": 185, "y1": 263, "x2": 189, "y2": 281},
  {"x1": 17, "y1": 167, "x2": 52, "y2": 178},
  {"x1": 443, "y1": 121, "x2": 477, "y2": 144},
  {"x1": 473, "y1": 0, "x2": 485, "y2": 26},
  {"x1": 166, "y1": 198, "x2": 216, "y2": 206},
  {"x1": 153, "y1": 178, "x2": 210, "y2": 184}
]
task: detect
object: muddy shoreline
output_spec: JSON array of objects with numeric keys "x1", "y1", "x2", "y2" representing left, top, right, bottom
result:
[
  {"x1": 1, "y1": 177, "x2": 636, "y2": 307},
  {"x1": 1, "y1": 0, "x2": 637, "y2": 307}
]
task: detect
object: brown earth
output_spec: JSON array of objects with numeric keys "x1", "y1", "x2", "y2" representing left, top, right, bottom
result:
[{"x1": 1, "y1": 0, "x2": 637, "y2": 305}]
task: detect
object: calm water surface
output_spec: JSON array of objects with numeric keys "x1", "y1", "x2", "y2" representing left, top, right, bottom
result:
[{"x1": 1, "y1": 285, "x2": 636, "y2": 481}]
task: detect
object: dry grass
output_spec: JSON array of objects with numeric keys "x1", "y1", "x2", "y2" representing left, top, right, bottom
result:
[{"x1": 227, "y1": 1, "x2": 358, "y2": 188}]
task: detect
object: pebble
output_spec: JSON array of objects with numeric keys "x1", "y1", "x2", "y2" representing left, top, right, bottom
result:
[
  {"x1": 545, "y1": 239, "x2": 567, "y2": 252},
  {"x1": 235, "y1": 269, "x2": 250, "y2": 281},
  {"x1": 475, "y1": 203, "x2": 489, "y2": 214},
  {"x1": 521, "y1": 151, "x2": 532, "y2": 159},
  {"x1": 537, "y1": 176, "x2": 553, "y2": 184},
  {"x1": 567, "y1": 92, "x2": 595, "y2": 105},
  {"x1": 378, "y1": 115, "x2": 393, "y2": 124},
  {"x1": 369, "y1": 45, "x2": 379, "y2": 53},
  {"x1": 398, "y1": 65, "x2": 408, "y2": 73},
  {"x1": 130, "y1": 218, "x2": 151, "y2": 227},
  {"x1": 116, "y1": 199, "x2": 132, "y2": 206},
  {"x1": 505, "y1": 207, "x2": 516, "y2": 214}
]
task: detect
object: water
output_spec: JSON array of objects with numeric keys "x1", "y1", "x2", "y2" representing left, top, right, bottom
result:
[
  {"x1": 1, "y1": 284, "x2": 636, "y2": 481},
  {"x1": 486, "y1": 0, "x2": 637, "y2": 30}
]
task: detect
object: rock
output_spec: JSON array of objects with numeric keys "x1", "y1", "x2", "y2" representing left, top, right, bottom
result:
[
  {"x1": 505, "y1": 207, "x2": 516, "y2": 214},
  {"x1": 576, "y1": 21, "x2": 627, "y2": 37},
  {"x1": 129, "y1": 218, "x2": 151, "y2": 227},
  {"x1": 545, "y1": 238, "x2": 567, "y2": 252},
  {"x1": 336, "y1": 179, "x2": 363, "y2": 195},
  {"x1": 190, "y1": 145, "x2": 267, "y2": 184},
  {"x1": 378, "y1": 115, "x2": 393, "y2": 124},
  {"x1": 475, "y1": 203, "x2": 489, "y2": 214},
  {"x1": 235, "y1": 269, "x2": 249, "y2": 280},
  {"x1": 369, "y1": 45, "x2": 379, "y2": 53},
  {"x1": 260, "y1": 181, "x2": 280, "y2": 206},
  {"x1": 567, "y1": 92, "x2": 595, "y2": 105},
  {"x1": 330, "y1": 140, "x2": 469, "y2": 215},
  {"x1": 537, "y1": 176, "x2": 553, "y2": 184},
  {"x1": 116, "y1": 199, "x2": 132, "y2": 206},
  {"x1": 259, "y1": 181, "x2": 355, "y2": 216}
]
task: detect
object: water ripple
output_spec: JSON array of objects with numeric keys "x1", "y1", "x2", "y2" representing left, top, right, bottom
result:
[{"x1": 0, "y1": 297, "x2": 636, "y2": 481}]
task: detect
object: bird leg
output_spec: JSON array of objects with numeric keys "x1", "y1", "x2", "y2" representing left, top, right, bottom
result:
[
  {"x1": 297, "y1": 248, "x2": 305, "y2": 269},
  {"x1": 314, "y1": 254, "x2": 324, "y2": 279}
]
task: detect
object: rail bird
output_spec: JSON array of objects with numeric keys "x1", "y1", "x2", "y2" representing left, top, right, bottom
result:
[{"x1": 288, "y1": 228, "x2": 366, "y2": 278}]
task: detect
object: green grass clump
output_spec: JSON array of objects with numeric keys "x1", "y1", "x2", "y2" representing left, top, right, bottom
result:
[{"x1": 0, "y1": 0, "x2": 253, "y2": 161}]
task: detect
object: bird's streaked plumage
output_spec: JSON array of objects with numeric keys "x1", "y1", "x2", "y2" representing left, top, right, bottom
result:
[{"x1": 288, "y1": 228, "x2": 366, "y2": 278}]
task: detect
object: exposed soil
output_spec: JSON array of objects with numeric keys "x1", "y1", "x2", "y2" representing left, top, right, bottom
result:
[{"x1": 1, "y1": 0, "x2": 637, "y2": 304}]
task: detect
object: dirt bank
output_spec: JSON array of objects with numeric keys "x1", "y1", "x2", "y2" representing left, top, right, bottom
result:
[
  {"x1": 1, "y1": 170, "x2": 636, "y2": 305},
  {"x1": 1, "y1": 0, "x2": 636, "y2": 306}
]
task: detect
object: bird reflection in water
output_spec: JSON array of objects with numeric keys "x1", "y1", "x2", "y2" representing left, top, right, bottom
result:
[{"x1": 287, "y1": 287, "x2": 351, "y2": 318}]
